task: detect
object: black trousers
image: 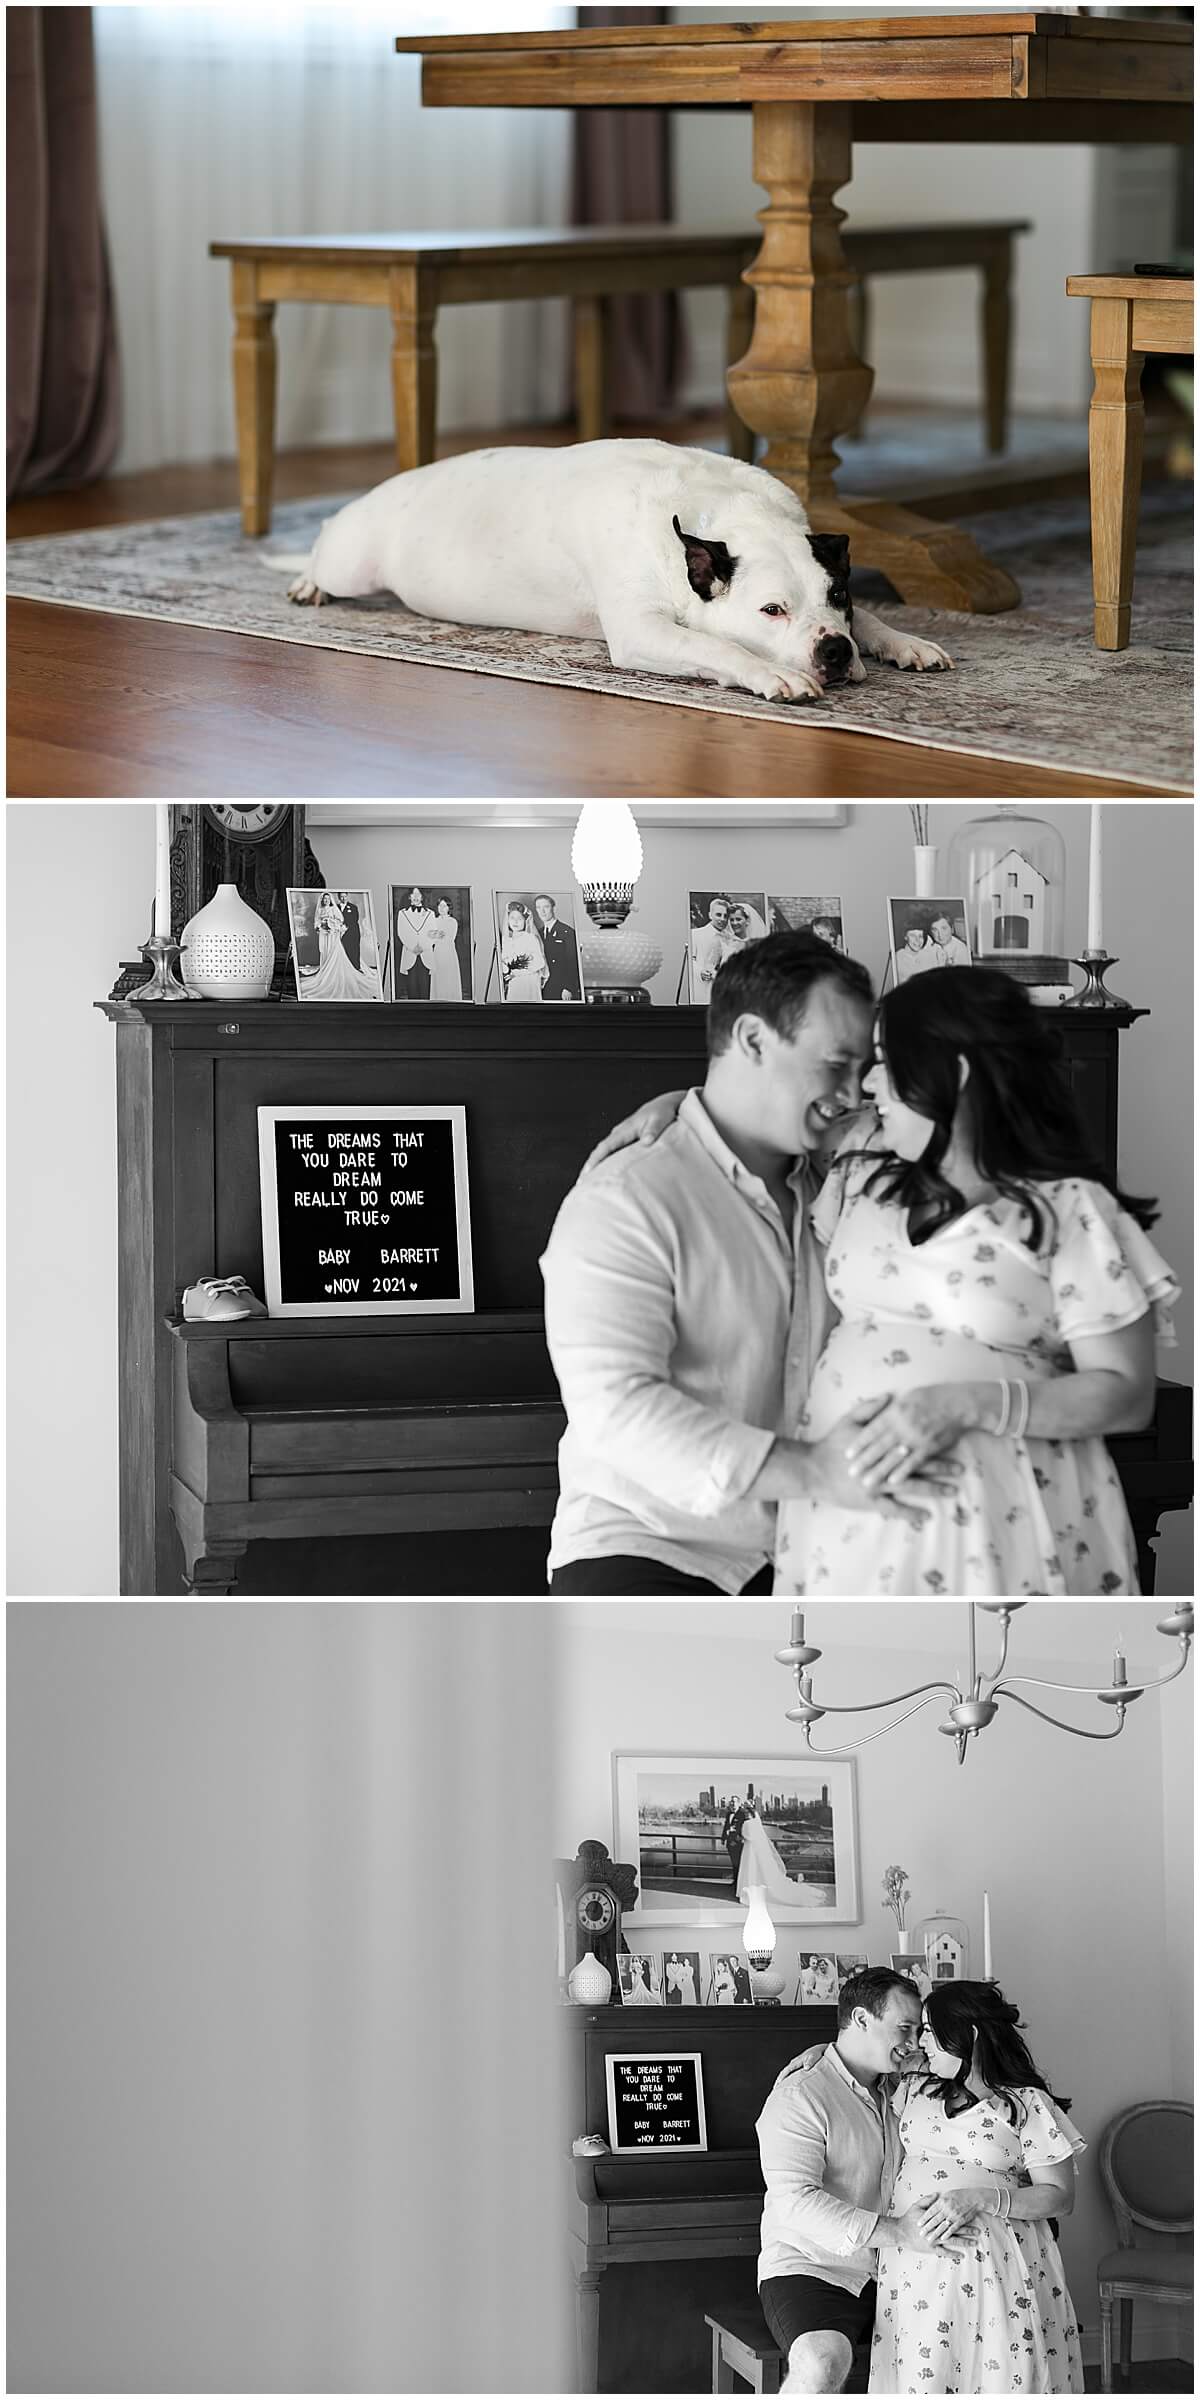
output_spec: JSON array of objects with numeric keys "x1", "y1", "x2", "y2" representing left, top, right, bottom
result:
[{"x1": 549, "y1": 1557, "x2": 773, "y2": 1594}]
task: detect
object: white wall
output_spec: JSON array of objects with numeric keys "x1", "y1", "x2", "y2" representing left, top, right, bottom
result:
[
  {"x1": 8, "y1": 1601, "x2": 571, "y2": 2394},
  {"x1": 7, "y1": 802, "x2": 1191, "y2": 1596},
  {"x1": 551, "y1": 1595, "x2": 1194, "y2": 2365}
]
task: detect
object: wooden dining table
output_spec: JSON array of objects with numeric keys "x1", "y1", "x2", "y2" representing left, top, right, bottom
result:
[{"x1": 395, "y1": 12, "x2": 1191, "y2": 612}]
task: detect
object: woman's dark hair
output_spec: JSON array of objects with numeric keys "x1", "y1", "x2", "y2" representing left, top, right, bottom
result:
[
  {"x1": 923, "y1": 1979, "x2": 1071, "y2": 2122},
  {"x1": 707, "y1": 930, "x2": 872, "y2": 1059},
  {"x1": 867, "y1": 966, "x2": 1158, "y2": 1245}
]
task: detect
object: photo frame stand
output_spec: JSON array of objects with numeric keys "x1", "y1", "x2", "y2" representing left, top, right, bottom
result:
[{"x1": 675, "y1": 949, "x2": 689, "y2": 1006}]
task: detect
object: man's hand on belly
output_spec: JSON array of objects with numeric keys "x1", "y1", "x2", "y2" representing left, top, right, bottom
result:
[{"x1": 772, "y1": 1400, "x2": 963, "y2": 1523}]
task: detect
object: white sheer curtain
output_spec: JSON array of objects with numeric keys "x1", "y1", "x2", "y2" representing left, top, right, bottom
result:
[{"x1": 94, "y1": 4, "x2": 575, "y2": 474}]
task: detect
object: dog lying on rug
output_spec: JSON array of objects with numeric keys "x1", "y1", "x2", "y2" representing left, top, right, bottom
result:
[{"x1": 277, "y1": 440, "x2": 952, "y2": 705}]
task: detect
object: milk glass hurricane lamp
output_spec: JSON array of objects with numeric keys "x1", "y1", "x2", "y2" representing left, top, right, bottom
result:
[
  {"x1": 572, "y1": 802, "x2": 662, "y2": 1004},
  {"x1": 742, "y1": 1882, "x2": 786, "y2": 2002}
]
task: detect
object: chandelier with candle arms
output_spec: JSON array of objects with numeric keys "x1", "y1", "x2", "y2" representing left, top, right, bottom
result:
[{"x1": 775, "y1": 1602, "x2": 1193, "y2": 1766}]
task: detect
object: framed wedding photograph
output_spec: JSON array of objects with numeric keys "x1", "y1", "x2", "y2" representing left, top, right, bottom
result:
[
  {"x1": 612, "y1": 1751, "x2": 860, "y2": 1928},
  {"x1": 287, "y1": 888, "x2": 384, "y2": 1003},
  {"x1": 388, "y1": 883, "x2": 473, "y2": 1002},
  {"x1": 661, "y1": 1949, "x2": 703, "y2": 2006},
  {"x1": 796, "y1": 1952, "x2": 840, "y2": 2005},
  {"x1": 617, "y1": 1953, "x2": 663, "y2": 2006},
  {"x1": 768, "y1": 894, "x2": 846, "y2": 952},
  {"x1": 706, "y1": 1953, "x2": 754, "y2": 2006},
  {"x1": 685, "y1": 890, "x2": 769, "y2": 1003},
  {"x1": 492, "y1": 888, "x2": 584, "y2": 1003},
  {"x1": 887, "y1": 895, "x2": 973, "y2": 988}
]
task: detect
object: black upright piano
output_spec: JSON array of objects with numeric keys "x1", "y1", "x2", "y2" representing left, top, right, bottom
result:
[
  {"x1": 98, "y1": 995, "x2": 1190, "y2": 1595},
  {"x1": 567, "y1": 2002, "x2": 839, "y2": 2394}
]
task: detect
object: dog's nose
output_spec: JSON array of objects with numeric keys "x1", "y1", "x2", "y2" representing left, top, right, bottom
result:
[{"x1": 815, "y1": 633, "x2": 853, "y2": 682}]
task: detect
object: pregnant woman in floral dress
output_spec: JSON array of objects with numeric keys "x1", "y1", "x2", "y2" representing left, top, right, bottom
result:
[
  {"x1": 776, "y1": 967, "x2": 1177, "y2": 1595},
  {"x1": 872, "y1": 1981, "x2": 1085, "y2": 2395}
]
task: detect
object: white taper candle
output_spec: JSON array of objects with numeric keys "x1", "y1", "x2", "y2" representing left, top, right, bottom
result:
[
  {"x1": 982, "y1": 1891, "x2": 993, "y2": 1980},
  {"x1": 154, "y1": 806, "x2": 171, "y2": 938},
  {"x1": 1086, "y1": 804, "x2": 1103, "y2": 951}
]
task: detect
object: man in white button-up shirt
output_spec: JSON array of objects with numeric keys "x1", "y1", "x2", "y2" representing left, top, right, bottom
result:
[
  {"x1": 758, "y1": 1969, "x2": 965, "y2": 2392},
  {"x1": 541, "y1": 936, "x2": 936, "y2": 1592}
]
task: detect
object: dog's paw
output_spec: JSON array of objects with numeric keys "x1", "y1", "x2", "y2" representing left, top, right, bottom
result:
[
  {"x1": 888, "y1": 635, "x2": 953, "y2": 672},
  {"x1": 287, "y1": 574, "x2": 326, "y2": 607},
  {"x1": 738, "y1": 665, "x2": 823, "y2": 705}
]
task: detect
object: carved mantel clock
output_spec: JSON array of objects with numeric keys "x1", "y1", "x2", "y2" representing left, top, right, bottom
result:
[
  {"x1": 556, "y1": 1839, "x2": 639, "y2": 1990},
  {"x1": 169, "y1": 804, "x2": 323, "y2": 980}
]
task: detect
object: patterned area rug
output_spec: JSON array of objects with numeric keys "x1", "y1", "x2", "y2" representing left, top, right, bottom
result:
[{"x1": 7, "y1": 485, "x2": 1192, "y2": 789}]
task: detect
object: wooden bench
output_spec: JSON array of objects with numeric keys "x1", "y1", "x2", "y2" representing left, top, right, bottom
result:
[
  {"x1": 210, "y1": 219, "x2": 1030, "y2": 536},
  {"x1": 704, "y1": 2302, "x2": 872, "y2": 2395},
  {"x1": 1066, "y1": 271, "x2": 1194, "y2": 650},
  {"x1": 705, "y1": 2303, "x2": 785, "y2": 2395}
]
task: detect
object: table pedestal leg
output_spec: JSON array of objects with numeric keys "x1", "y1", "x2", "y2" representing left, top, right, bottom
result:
[{"x1": 727, "y1": 102, "x2": 1020, "y2": 613}]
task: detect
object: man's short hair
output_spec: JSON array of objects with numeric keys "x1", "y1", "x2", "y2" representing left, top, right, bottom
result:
[
  {"x1": 837, "y1": 1966, "x2": 916, "y2": 2030},
  {"x1": 706, "y1": 930, "x2": 873, "y2": 1059}
]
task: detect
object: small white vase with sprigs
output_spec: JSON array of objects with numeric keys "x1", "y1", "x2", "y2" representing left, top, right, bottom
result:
[{"x1": 882, "y1": 1863, "x2": 912, "y2": 1951}]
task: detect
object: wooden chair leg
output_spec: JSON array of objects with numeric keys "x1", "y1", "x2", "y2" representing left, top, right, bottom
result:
[
  {"x1": 574, "y1": 294, "x2": 609, "y2": 442},
  {"x1": 726, "y1": 278, "x2": 757, "y2": 461},
  {"x1": 389, "y1": 263, "x2": 438, "y2": 475},
  {"x1": 1099, "y1": 2292, "x2": 1114, "y2": 2393},
  {"x1": 982, "y1": 244, "x2": 1013, "y2": 453},
  {"x1": 1117, "y1": 2297, "x2": 1134, "y2": 2384},
  {"x1": 1086, "y1": 295, "x2": 1145, "y2": 651},
  {"x1": 230, "y1": 261, "x2": 276, "y2": 537},
  {"x1": 845, "y1": 280, "x2": 870, "y2": 438}
]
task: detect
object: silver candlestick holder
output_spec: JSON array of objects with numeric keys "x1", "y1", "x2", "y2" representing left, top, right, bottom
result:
[
  {"x1": 135, "y1": 934, "x2": 192, "y2": 1001},
  {"x1": 1066, "y1": 949, "x2": 1130, "y2": 1009}
]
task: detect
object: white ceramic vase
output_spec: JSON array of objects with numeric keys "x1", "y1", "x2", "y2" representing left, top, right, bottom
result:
[
  {"x1": 913, "y1": 846, "x2": 938, "y2": 898},
  {"x1": 182, "y1": 881, "x2": 274, "y2": 1000},
  {"x1": 568, "y1": 1950, "x2": 613, "y2": 2005}
]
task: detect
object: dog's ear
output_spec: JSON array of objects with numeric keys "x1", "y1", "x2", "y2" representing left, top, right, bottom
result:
[
  {"x1": 673, "y1": 514, "x2": 737, "y2": 602},
  {"x1": 809, "y1": 532, "x2": 852, "y2": 578}
]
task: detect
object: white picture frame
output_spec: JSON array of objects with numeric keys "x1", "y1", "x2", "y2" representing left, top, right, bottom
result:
[{"x1": 613, "y1": 1751, "x2": 860, "y2": 1929}]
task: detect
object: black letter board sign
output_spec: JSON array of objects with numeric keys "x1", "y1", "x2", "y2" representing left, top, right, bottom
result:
[
  {"x1": 605, "y1": 2054, "x2": 708, "y2": 2154},
  {"x1": 257, "y1": 1106, "x2": 473, "y2": 1316}
]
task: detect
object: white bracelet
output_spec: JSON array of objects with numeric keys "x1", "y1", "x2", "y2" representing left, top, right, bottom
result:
[
  {"x1": 993, "y1": 1379, "x2": 1012, "y2": 1438},
  {"x1": 1010, "y1": 1379, "x2": 1031, "y2": 1440}
]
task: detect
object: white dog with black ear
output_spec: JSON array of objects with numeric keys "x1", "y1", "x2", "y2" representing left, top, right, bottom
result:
[{"x1": 280, "y1": 438, "x2": 952, "y2": 705}]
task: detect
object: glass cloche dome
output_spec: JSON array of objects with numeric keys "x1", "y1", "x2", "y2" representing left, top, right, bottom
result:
[{"x1": 943, "y1": 808, "x2": 1067, "y2": 984}]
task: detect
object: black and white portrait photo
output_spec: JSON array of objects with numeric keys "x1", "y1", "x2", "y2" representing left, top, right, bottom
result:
[
  {"x1": 888, "y1": 895, "x2": 973, "y2": 985},
  {"x1": 493, "y1": 888, "x2": 583, "y2": 1003},
  {"x1": 287, "y1": 887, "x2": 383, "y2": 1002},
  {"x1": 796, "y1": 1952, "x2": 840, "y2": 2005},
  {"x1": 388, "y1": 883, "x2": 473, "y2": 1002},
  {"x1": 686, "y1": 889, "x2": 768, "y2": 1002},
  {"x1": 707, "y1": 1953, "x2": 754, "y2": 2006},
  {"x1": 617, "y1": 1952, "x2": 663, "y2": 2006},
  {"x1": 661, "y1": 1950, "x2": 702, "y2": 2006},
  {"x1": 769, "y1": 893, "x2": 846, "y2": 951}
]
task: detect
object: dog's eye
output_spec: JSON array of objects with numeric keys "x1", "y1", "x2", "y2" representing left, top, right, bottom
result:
[
  {"x1": 830, "y1": 583, "x2": 848, "y2": 610},
  {"x1": 760, "y1": 602, "x2": 788, "y2": 618}
]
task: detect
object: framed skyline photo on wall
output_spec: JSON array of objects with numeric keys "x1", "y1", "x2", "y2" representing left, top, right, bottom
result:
[{"x1": 613, "y1": 1751, "x2": 859, "y2": 1929}]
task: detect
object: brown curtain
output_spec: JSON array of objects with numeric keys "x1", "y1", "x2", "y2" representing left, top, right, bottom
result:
[
  {"x1": 7, "y1": 8, "x2": 119, "y2": 498},
  {"x1": 571, "y1": 6, "x2": 684, "y2": 421}
]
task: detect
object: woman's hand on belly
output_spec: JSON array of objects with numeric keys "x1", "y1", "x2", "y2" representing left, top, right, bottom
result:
[
  {"x1": 916, "y1": 2183, "x2": 1006, "y2": 2244},
  {"x1": 843, "y1": 1379, "x2": 997, "y2": 1492},
  {"x1": 782, "y1": 1401, "x2": 963, "y2": 1521}
]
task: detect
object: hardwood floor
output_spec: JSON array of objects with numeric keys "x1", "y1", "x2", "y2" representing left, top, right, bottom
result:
[{"x1": 7, "y1": 428, "x2": 1170, "y2": 800}]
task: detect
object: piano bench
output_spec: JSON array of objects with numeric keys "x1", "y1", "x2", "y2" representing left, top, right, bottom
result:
[
  {"x1": 705, "y1": 2304, "x2": 872, "y2": 2394},
  {"x1": 705, "y1": 2306, "x2": 783, "y2": 2395}
]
